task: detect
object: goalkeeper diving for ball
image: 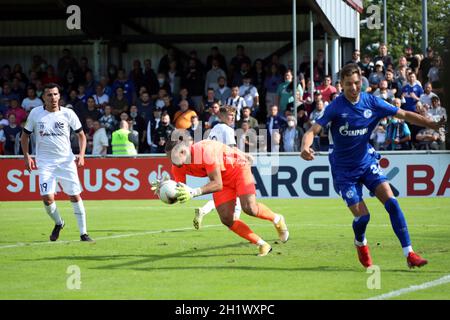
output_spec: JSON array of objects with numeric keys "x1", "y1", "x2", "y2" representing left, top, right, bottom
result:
[{"x1": 152, "y1": 138, "x2": 289, "y2": 256}]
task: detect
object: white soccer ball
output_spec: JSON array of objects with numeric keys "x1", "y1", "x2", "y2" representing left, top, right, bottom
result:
[{"x1": 158, "y1": 180, "x2": 179, "y2": 205}]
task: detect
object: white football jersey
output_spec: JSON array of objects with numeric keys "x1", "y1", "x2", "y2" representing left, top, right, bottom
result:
[
  {"x1": 208, "y1": 123, "x2": 236, "y2": 146},
  {"x1": 24, "y1": 106, "x2": 82, "y2": 162}
]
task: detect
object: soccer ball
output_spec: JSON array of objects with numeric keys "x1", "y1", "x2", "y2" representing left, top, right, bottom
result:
[{"x1": 158, "y1": 180, "x2": 179, "y2": 205}]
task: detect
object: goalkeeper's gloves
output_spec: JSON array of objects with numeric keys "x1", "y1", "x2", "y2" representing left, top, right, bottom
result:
[
  {"x1": 150, "y1": 175, "x2": 170, "y2": 195},
  {"x1": 175, "y1": 183, "x2": 202, "y2": 203}
]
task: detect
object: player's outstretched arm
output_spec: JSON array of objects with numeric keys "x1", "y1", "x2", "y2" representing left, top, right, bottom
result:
[
  {"x1": 20, "y1": 131, "x2": 36, "y2": 172},
  {"x1": 175, "y1": 167, "x2": 223, "y2": 203},
  {"x1": 300, "y1": 123, "x2": 322, "y2": 161},
  {"x1": 76, "y1": 130, "x2": 87, "y2": 167},
  {"x1": 395, "y1": 109, "x2": 446, "y2": 132}
]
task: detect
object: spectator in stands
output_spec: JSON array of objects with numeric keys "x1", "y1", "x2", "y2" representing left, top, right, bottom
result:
[
  {"x1": 373, "y1": 43, "x2": 394, "y2": 68},
  {"x1": 77, "y1": 84, "x2": 88, "y2": 104},
  {"x1": 281, "y1": 115, "x2": 303, "y2": 152},
  {"x1": 307, "y1": 99, "x2": 326, "y2": 133},
  {"x1": 237, "y1": 120, "x2": 257, "y2": 153},
  {"x1": 420, "y1": 82, "x2": 438, "y2": 107},
  {"x1": 92, "y1": 84, "x2": 109, "y2": 109},
  {"x1": 385, "y1": 107, "x2": 412, "y2": 151},
  {"x1": 276, "y1": 70, "x2": 303, "y2": 114},
  {"x1": 237, "y1": 106, "x2": 259, "y2": 130},
  {"x1": 173, "y1": 99, "x2": 197, "y2": 130},
  {"x1": 0, "y1": 83, "x2": 20, "y2": 108},
  {"x1": 427, "y1": 56, "x2": 443, "y2": 94},
  {"x1": 360, "y1": 54, "x2": 374, "y2": 78},
  {"x1": 82, "y1": 97, "x2": 102, "y2": 127},
  {"x1": 401, "y1": 72, "x2": 423, "y2": 112},
  {"x1": 153, "y1": 112, "x2": 174, "y2": 153},
  {"x1": 66, "y1": 88, "x2": 85, "y2": 118},
  {"x1": 370, "y1": 117, "x2": 388, "y2": 151},
  {"x1": 167, "y1": 60, "x2": 182, "y2": 97},
  {"x1": 84, "y1": 117, "x2": 95, "y2": 154},
  {"x1": 312, "y1": 49, "x2": 330, "y2": 86},
  {"x1": 158, "y1": 47, "x2": 180, "y2": 75},
  {"x1": 419, "y1": 47, "x2": 434, "y2": 84},
  {"x1": 206, "y1": 102, "x2": 221, "y2": 129},
  {"x1": 182, "y1": 58, "x2": 204, "y2": 111},
  {"x1": 200, "y1": 88, "x2": 219, "y2": 117},
  {"x1": 111, "y1": 120, "x2": 137, "y2": 155},
  {"x1": 21, "y1": 85, "x2": 43, "y2": 112},
  {"x1": 129, "y1": 105, "x2": 147, "y2": 153},
  {"x1": 368, "y1": 61, "x2": 385, "y2": 89},
  {"x1": 226, "y1": 85, "x2": 247, "y2": 122},
  {"x1": 110, "y1": 86, "x2": 129, "y2": 118},
  {"x1": 264, "y1": 63, "x2": 283, "y2": 111},
  {"x1": 317, "y1": 75, "x2": 337, "y2": 103},
  {"x1": 136, "y1": 91, "x2": 152, "y2": 122},
  {"x1": 188, "y1": 115, "x2": 202, "y2": 143},
  {"x1": 6, "y1": 99, "x2": 27, "y2": 125},
  {"x1": 41, "y1": 65, "x2": 61, "y2": 85},
  {"x1": 251, "y1": 58, "x2": 266, "y2": 102},
  {"x1": 416, "y1": 126, "x2": 441, "y2": 150},
  {"x1": 385, "y1": 68, "x2": 400, "y2": 98},
  {"x1": 3, "y1": 113, "x2": 21, "y2": 155},
  {"x1": 10, "y1": 78, "x2": 25, "y2": 101},
  {"x1": 373, "y1": 80, "x2": 395, "y2": 103},
  {"x1": 204, "y1": 58, "x2": 226, "y2": 95},
  {"x1": 77, "y1": 57, "x2": 92, "y2": 83},
  {"x1": 99, "y1": 105, "x2": 118, "y2": 144},
  {"x1": 91, "y1": 120, "x2": 109, "y2": 155},
  {"x1": 239, "y1": 75, "x2": 259, "y2": 117},
  {"x1": 206, "y1": 46, "x2": 227, "y2": 72},
  {"x1": 229, "y1": 45, "x2": 251, "y2": 77},
  {"x1": 214, "y1": 76, "x2": 231, "y2": 106},
  {"x1": 232, "y1": 61, "x2": 251, "y2": 88},
  {"x1": 405, "y1": 47, "x2": 419, "y2": 74},
  {"x1": 266, "y1": 105, "x2": 287, "y2": 152},
  {"x1": 129, "y1": 59, "x2": 145, "y2": 94},
  {"x1": 57, "y1": 48, "x2": 79, "y2": 80},
  {"x1": 346, "y1": 50, "x2": 364, "y2": 71},
  {"x1": 83, "y1": 70, "x2": 97, "y2": 98},
  {"x1": 107, "y1": 64, "x2": 118, "y2": 83},
  {"x1": 112, "y1": 69, "x2": 135, "y2": 105}
]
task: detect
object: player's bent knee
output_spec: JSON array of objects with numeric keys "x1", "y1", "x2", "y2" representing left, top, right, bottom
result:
[
  {"x1": 69, "y1": 194, "x2": 81, "y2": 202},
  {"x1": 219, "y1": 215, "x2": 234, "y2": 227},
  {"x1": 241, "y1": 203, "x2": 258, "y2": 216},
  {"x1": 42, "y1": 196, "x2": 54, "y2": 206}
]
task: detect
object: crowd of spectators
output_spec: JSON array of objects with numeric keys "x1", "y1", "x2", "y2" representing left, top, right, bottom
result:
[{"x1": 0, "y1": 43, "x2": 446, "y2": 155}]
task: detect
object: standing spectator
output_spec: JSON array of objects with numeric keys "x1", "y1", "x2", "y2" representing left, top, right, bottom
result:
[
  {"x1": 401, "y1": 72, "x2": 423, "y2": 112},
  {"x1": 182, "y1": 58, "x2": 204, "y2": 111},
  {"x1": 206, "y1": 46, "x2": 227, "y2": 71},
  {"x1": 360, "y1": 54, "x2": 374, "y2": 78},
  {"x1": 214, "y1": 76, "x2": 231, "y2": 106},
  {"x1": 82, "y1": 97, "x2": 101, "y2": 124},
  {"x1": 204, "y1": 58, "x2": 226, "y2": 95},
  {"x1": 373, "y1": 80, "x2": 395, "y2": 103},
  {"x1": 166, "y1": 60, "x2": 182, "y2": 97},
  {"x1": 239, "y1": 75, "x2": 259, "y2": 116},
  {"x1": 66, "y1": 89, "x2": 85, "y2": 120},
  {"x1": 405, "y1": 47, "x2": 419, "y2": 74},
  {"x1": 173, "y1": 87, "x2": 194, "y2": 111},
  {"x1": 237, "y1": 106, "x2": 259, "y2": 130},
  {"x1": 385, "y1": 117, "x2": 412, "y2": 151},
  {"x1": 200, "y1": 88, "x2": 218, "y2": 117},
  {"x1": 173, "y1": 100, "x2": 197, "y2": 130},
  {"x1": 370, "y1": 117, "x2": 388, "y2": 151},
  {"x1": 22, "y1": 85, "x2": 44, "y2": 112},
  {"x1": 129, "y1": 60, "x2": 145, "y2": 94},
  {"x1": 419, "y1": 47, "x2": 434, "y2": 84},
  {"x1": 92, "y1": 84, "x2": 109, "y2": 109},
  {"x1": 151, "y1": 72, "x2": 171, "y2": 101},
  {"x1": 3, "y1": 114, "x2": 21, "y2": 155},
  {"x1": 264, "y1": 63, "x2": 283, "y2": 110},
  {"x1": 312, "y1": 49, "x2": 330, "y2": 85},
  {"x1": 136, "y1": 91, "x2": 153, "y2": 123},
  {"x1": 368, "y1": 61, "x2": 386, "y2": 89},
  {"x1": 77, "y1": 57, "x2": 92, "y2": 83},
  {"x1": 41, "y1": 65, "x2": 61, "y2": 85},
  {"x1": 83, "y1": 70, "x2": 97, "y2": 98},
  {"x1": 143, "y1": 59, "x2": 158, "y2": 95},
  {"x1": 99, "y1": 105, "x2": 118, "y2": 145},
  {"x1": 1, "y1": 82, "x2": 20, "y2": 108},
  {"x1": 231, "y1": 61, "x2": 251, "y2": 87},
  {"x1": 206, "y1": 102, "x2": 221, "y2": 129},
  {"x1": 153, "y1": 112, "x2": 175, "y2": 153},
  {"x1": 270, "y1": 54, "x2": 287, "y2": 77},
  {"x1": 427, "y1": 96, "x2": 447, "y2": 149},
  {"x1": 427, "y1": 56, "x2": 443, "y2": 94},
  {"x1": 373, "y1": 43, "x2": 394, "y2": 68},
  {"x1": 6, "y1": 99, "x2": 27, "y2": 125},
  {"x1": 77, "y1": 84, "x2": 88, "y2": 104},
  {"x1": 129, "y1": 105, "x2": 147, "y2": 153},
  {"x1": 420, "y1": 82, "x2": 438, "y2": 106},
  {"x1": 317, "y1": 75, "x2": 337, "y2": 103},
  {"x1": 276, "y1": 70, "x2": 303, "y2": 114},
  {"x1": 188, "y1": 115, "x2": 203, "y2": 143},
  {"x1": 281, "y1": 115, "x2": 303, "y2": 152},
  {"x1": 84, "y1": 117, "x2": 95, "y2": 154},
  {"x1": 251, "y1": 59, "x2": 266, "y2": 98},
  {"x1": 225, "y1": 85, "x2": 247, "y2": 122},
  {"x1": 266, "y1": 105, "x2": 287, "y2": 152},
  {"x1": 385, "y1": 69, "x2": 400, "y2": 98},
  {"x1": 91, "y1": 120, "x2": 109, "y2": 155},
  {"x1": 109, "y1": 86, "x2": 129, "y2": 118},
  {"x1": 57, "y1": 48, "x2": 79, "y2": 80},
  {"x1": 346, "y1": 50, "x2": 365, "y2": 71},
  {"x1": 229, "y1": 45, "x2": 251, "y2": 78},
  {"x1": 237, "y1": 120, "x2": 257, "y2": 153},
  {"x1": 112, "y1": 69, "x2": 135, "y2": 105},
  {"x1": 158, "y1": 47, "x2": 180, "y2": 75}
]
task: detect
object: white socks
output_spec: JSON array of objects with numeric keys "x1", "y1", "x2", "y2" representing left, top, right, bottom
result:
[
  {"x1": 71, "y1": 200, "x2": 87, "y2": 235},
  {"x1": 273, "y1": 214, "x2": 281, "y2": 225},
  {"x1": 257, "y1": 239, "x2": 267, "y2": 246},
  {"x1": 44, "y1": 202, "x2": 63, "y2": 225},
  {"x1": 201, "y1": 200, "x2": 216, "y2": 215},
  {"x1": 233, "y1": 198, "x2": 242, "y2": 220},
  {"x1": 403, "y1": 245, "x2": 413, "y2": 257},
  {"x1": 354, "y1": 238, "x2": 368, "y2": 246}
]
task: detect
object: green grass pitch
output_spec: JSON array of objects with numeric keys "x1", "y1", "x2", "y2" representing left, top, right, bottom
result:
[{"x1": 0, "y1": 198, "x2": 449, "y2": 300}]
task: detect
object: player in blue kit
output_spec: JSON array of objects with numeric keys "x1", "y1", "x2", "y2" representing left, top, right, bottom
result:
[{"x1": 301, "y1": 64, "x2": 445, "y2": 269}]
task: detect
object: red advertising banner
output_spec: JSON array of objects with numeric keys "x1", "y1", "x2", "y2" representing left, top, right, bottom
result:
[{"x1": 0, "y1": 157, "x2": 172, "y2": 201}]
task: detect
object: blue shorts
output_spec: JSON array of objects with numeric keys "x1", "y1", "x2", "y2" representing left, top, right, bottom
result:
[{"x1": 331, "y1": 160, "x2": 387, "y2": 207}]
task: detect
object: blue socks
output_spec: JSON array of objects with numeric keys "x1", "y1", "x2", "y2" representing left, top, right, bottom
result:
[
  {"x1": 353, "y1": 214, "x2": 370, "y2": 244},
  {"x1": 385, "y1": 197, "x2": 411, "y2": 248}
]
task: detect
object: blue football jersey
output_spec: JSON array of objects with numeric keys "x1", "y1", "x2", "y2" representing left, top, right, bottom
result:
[{"x1": 316, "y1": 92, "x2": 398, "y2": 169}]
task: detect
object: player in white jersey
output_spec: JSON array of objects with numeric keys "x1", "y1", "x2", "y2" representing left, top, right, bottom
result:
[
  {"x1": 21, "y1": 83, "x2": 93, "y2": 242},
  {"x1": 193, "y1": 105, "x2": 242, "y2": 229}
]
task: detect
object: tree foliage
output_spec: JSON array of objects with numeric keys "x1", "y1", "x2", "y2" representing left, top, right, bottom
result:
[{"x1": 360, "y1": 0, "x2": 450, "y2": 60}]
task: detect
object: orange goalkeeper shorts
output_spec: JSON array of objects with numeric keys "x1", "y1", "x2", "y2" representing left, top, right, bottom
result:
[{"x1": 213, "y1": 165, "x2": 256, "y2": 207}]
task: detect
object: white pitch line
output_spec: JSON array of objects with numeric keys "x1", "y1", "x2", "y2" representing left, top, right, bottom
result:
[
  {"x1": 367, "y1": 274, "x2": 450, "y2": 300},
  {"x1": 0, "y1": 224, "x2": 224, "y2": 250}
]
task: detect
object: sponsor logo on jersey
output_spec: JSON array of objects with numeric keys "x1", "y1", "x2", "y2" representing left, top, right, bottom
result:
[
  {"x1": 55, "y1": 122, "x2": 65, "y2": 129},
  {"x1": 339, "y1": 122, "x2": 369, "y2": 137},
  {"x1": 346, "y1": 190, "x2": 354, "y2": 199}
]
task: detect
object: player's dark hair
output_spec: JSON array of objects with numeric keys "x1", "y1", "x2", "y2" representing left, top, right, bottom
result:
[
  {"x1": 340, "y1": 63, "x2": 361, "y2": 81},
  {"x1": 43, "y1": 83, "x2": 61, "y2": 93}
]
